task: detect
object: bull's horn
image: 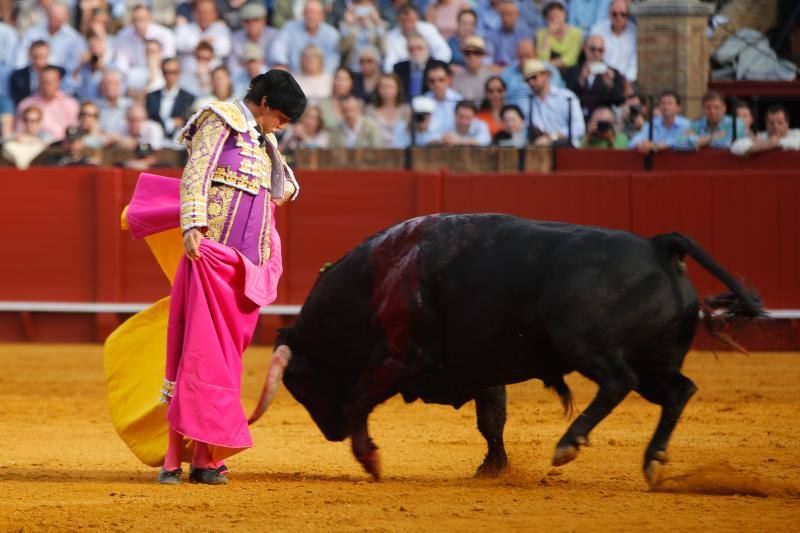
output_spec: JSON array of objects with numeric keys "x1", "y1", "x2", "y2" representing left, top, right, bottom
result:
[{"x1": 248, "y1": 344, "x2": 292, "y2": 425}]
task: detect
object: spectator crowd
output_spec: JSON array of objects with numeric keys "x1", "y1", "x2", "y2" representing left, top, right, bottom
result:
[{"x1": 0, "y1": 0, "x2": 795, "y2": 167}]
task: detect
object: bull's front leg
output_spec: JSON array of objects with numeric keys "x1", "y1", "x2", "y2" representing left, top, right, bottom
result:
[
  {"x1": 474, "y1": 386, "x2": 508, "y2": 478},
  {"x1": 343, "y1": 358, "x2": 407, "y2": 480}
]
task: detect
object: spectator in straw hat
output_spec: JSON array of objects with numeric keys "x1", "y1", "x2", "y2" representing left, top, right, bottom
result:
[
  {"x1": 452, "y1": 35, "x2": 493, "y2": 103},
  {"x1": 523, "y1": 57, "x2": 585, "y2": 146}
]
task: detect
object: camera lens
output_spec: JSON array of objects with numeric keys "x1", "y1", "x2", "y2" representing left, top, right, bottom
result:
[{"x1": 414, "y1": 113, "x2": 428, "y2": 123}]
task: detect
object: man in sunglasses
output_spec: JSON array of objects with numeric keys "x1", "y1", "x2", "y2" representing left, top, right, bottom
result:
[
  {"x1": 564, "y1": 34, "x2": 626, "y2": 120},
  {"x1": 590, "y1": 0, "x2": 637, "y2": 83}
]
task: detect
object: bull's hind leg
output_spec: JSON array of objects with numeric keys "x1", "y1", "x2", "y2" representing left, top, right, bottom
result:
[
  {"x1": 635, "y1": 371, "x2": 697, "y2": 487},
  {"x1": 474, "y1": 386, "x2": 508, "y2": 478},
  {"x1": 552, "y1": 352, "x2": 638, "y2": 467}
]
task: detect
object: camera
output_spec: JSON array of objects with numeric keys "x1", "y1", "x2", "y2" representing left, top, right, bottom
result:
[
  {"x1": 628, "y1": 105, "x2": 641, "y2": 118},
  {"x1": 596, "y1": 120, "x2": 613, "y2": 133},
  {"x1": 414, "y1": 112, "x2": 429, "y2": 123}
]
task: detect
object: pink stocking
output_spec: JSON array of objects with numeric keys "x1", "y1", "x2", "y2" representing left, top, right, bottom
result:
[
  {"x1": 192, "y1": 441, "x2": 213, "y2": 469},
  {"x1": 163, "y1": 426, "x2": 183, "y2": 471}
]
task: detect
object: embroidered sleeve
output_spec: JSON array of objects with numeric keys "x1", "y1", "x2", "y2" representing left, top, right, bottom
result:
[{"x1": 180, "y1": 111, "x2": 230, "y2": 232}]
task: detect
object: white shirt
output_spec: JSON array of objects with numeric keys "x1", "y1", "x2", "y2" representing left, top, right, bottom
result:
[
  {"x1": 530, "y1": 85, "x2": 586, "y2": 146},
  {"x1": 227, "y1": 27, "x2": 278, "y2": 77},
  {"x1": 383, "y1": 21, "x2": 452, "y2": 72},
  {"x1": 159, "y1": 85, "x2": 181, "y2": 133},
  {"x1": 125, "y1": 119, "x2": 165, "y2": 150},
  {"x1": 114, "y1": 23, "x2": 177, "y2": 72},
  {"x1": 447, "y1": 118, "x2": 492, "y2": 146},
  {"x1": 175, "y1": 20, "x2": 232, "y2": 59},
  {"x1": 589, "y1": 19, "x2": 637, "y2": 82},
  {"x1": 269, "y1": 21, "x2": 341, "y2": 73},
  {"x1": 423, "y1": 87, "x2": 462, "y2": 142},
  {"x1": 17, "y1": 23, "x2": 87, "y2": 73},
  {"x1": 731, "y1": 129, "x2": 800, "y2": 155}
]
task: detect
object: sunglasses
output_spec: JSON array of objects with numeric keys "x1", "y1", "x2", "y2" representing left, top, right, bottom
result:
[
  {"x1": 611, "y1": 11, "x2": 628, "y2": 18},
  {"x1": 427, "y1": 76, "x2": 447, "y2": 83},
  {"x1": 79, "y1": 111, "x2": 99, "y2": 118},
  {"x1": 462, "y1": 50, "x2": 484, "y2": 56},
  {"x1": 588, "y1": 46, "x2": 604, "y2": 53}
]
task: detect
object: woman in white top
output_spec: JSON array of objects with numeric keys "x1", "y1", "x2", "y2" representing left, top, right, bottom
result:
[{"x1": 291, "y1": 45, "x2": 333, "y2": 102}]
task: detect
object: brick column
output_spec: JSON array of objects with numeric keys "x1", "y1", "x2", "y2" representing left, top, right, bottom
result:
[{"x1": 633, "y1": 0, "x2": 713, "y2": 118}]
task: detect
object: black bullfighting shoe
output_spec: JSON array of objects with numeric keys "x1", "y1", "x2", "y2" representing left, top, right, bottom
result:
[
  {"x1": 215, "y1": 463, "x2": 229, "y2": 475},
  {"x1": 156, "y1": 467, "x2": 182, "y2": 485},
  {"x1": 189, "y1": 467, "x2": 229, "y2": 485}
]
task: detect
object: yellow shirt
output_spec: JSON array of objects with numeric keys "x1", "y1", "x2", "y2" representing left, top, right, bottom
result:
[{"x1": 536, "y1": 26, "x2": 583, "y2": 68}]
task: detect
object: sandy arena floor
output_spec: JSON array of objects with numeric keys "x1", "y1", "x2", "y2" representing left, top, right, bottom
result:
[{"x1": 0, "y1": 344, "x2": 798, "y2": 531}]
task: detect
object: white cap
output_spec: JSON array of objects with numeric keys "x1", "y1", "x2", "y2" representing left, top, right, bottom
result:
[{"x1": 411, "y1": 95, "x2": 435, "y2": 114}]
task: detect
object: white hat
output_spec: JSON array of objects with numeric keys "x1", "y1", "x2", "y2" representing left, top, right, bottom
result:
[{"x1": 411, "y1": 95, "x2": 435, "y2": 114}]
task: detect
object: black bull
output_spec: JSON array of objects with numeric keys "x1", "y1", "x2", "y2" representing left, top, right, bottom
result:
[{"x1": 249, "y1": 214, "x2": 762, "y2": 486}]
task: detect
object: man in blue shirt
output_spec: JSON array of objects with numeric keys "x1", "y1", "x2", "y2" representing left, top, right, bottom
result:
[
  {"x1": 629, "y1": 90, "x2": 691, "y2": 153},
  {"x1": 674, "y1": 91, "x2": 745, "y2": 150},
  {"x1": 501, "y1": 39, "x2": 563, "y2": 118},
  {"x1": 484, "y1": 0, "x2": 531, "y2": 66},
  {"x1": 524, "y1": 58, "x2": 585, "y2": 146}
]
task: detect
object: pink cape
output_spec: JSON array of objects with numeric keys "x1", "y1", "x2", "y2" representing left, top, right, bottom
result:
[{"x1": 127, "y1": 172, "x2": 284, "y2": 460}]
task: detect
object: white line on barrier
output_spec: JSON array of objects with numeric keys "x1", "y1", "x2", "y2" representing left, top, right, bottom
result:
[{"x1": 1, "y1": 302, "x2": 799, "y2": 319}]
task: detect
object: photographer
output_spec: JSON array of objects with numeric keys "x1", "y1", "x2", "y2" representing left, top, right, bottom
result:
[
  {"x1": 581, "y1": 106, "x2": 628, "y2": 149},
  {"x1": 564, "y1": 35, "x2": 626, "y2": 120},
  {"x1": 393, "y1": 95, "x2": 440, "y2": 147},
  {"x1": 617, "y1": 93, "x2": 645, "y2": 139}
]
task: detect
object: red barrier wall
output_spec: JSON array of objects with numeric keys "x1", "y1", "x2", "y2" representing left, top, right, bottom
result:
[{"x1": 2, "y1": 157, "x2": 799, "y2": 347}]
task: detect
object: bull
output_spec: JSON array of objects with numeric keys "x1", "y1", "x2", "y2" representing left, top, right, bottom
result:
[{"x1": 249, "y1": 214, "x2": 762, "y2": 486}]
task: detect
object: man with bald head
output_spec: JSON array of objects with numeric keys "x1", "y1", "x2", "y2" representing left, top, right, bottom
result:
[
  {"x1": 270, "y1": 0, "x2": 340, "y2": 72},
  {"x1": 484, "y1": 0, "x2": 531, "y2": 66},
  {"x1": 564, "y1": 34, "x2": 626, "y2": 119},
  {"x1": 590, "y1": 0, "x2": 637, "y2": 82},
  {"x1": 17, "y1": 2, "x2": 87, "y2": 74}
]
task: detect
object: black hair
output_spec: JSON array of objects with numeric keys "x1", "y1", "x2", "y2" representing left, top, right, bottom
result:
[
  {"x1": 658, "y1": 89, "x2": 681, "y2": 105},
  {"x1": 457, "y1": 8, "x2": 477, "y2": 21},
  {"x1": 480, "y1": 75, "x2": 506, "y2": 110},
  {"x1": 767, "y1": 104, "x2": 788, "y2": 120},
  {"x1": 246, "y1": 69, "x2": 307, "y2": 121},
  {"x1": 500, "y1": 104, "x2": 524, "y2": 120},
  {"x1": 455, "y1": 100, "x2": 477, "y2": 113}
]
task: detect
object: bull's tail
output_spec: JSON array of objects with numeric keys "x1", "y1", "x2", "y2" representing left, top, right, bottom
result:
[
  {"x1": 547, "y1": 376, "x2": 573, "y2": 418},
  {"x1": 651, "y1": 232, "x2": 765, "y2": 352}
]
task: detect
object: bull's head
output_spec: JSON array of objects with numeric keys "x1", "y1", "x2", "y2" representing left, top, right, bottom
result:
[{"x1": 248, "y1": 328, "x2": 348, "y2": 442}]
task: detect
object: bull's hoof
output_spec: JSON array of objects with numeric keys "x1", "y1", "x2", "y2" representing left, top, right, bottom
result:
[
  {"x1": 552, "y1": 445, "x2": 578, "y2": 466},
  {"x1": 359, "y1": 449, "x2": 382, "y2": 481},
  {"x1": 474, "y1": 456, "x2": 508, "y2": 478},
  {"x1": 551, "y1": 436, "x2": 588, "y2": 467},
  {"x1": 644, "y1": 451, "x2": 669, "y2": 488}
]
